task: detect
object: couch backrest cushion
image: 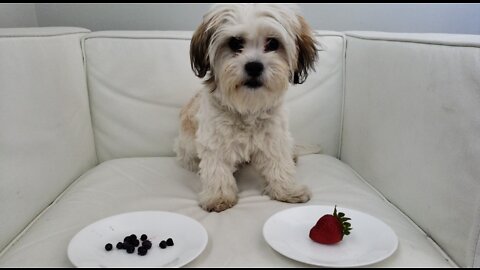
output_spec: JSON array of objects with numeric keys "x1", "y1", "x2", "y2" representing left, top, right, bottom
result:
[
  {"x1": 341, "y1": 31, "x2": 480, "y2": 267},
  {"x1": 0, "y1": 27, "x2": 97, "y2": 251},
  {"x1": 83, "y1": 31, "x2": 345, "y2": 162}
]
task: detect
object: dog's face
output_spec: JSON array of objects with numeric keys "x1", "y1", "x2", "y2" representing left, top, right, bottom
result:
[{"x1": 191, "y1": 4, "x2": 318, "y2": 114}]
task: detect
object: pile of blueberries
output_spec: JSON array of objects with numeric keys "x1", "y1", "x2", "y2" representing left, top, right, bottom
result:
[{"x1": 104, "y1": 234, "x2": 174, "y2": 256}]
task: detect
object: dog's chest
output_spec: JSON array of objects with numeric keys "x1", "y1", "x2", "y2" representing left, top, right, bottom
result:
[{"x1": 223, "y1": 113, "x2": 273, "y2": 162}]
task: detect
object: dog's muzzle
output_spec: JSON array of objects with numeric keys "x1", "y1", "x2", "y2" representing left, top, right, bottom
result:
[{"x1": 244, "y1": 78, "x2": 263, "y2": 89}]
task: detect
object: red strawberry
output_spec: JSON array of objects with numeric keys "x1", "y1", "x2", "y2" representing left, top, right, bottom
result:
[{"x1": 309, "y1": 205, "x2": 352, "y2": 245}]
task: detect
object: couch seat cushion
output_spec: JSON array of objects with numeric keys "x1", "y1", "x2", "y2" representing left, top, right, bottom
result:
[{"x1": 0, "y1": 155, "x2": 454, "y2": 267}]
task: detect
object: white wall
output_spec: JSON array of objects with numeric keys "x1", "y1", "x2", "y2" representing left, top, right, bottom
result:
[
  {"x1": 0, "y1": 4, "x2": 38, "y2": 28},
  {"x1": 4, "y1": 3, "x2": 480, "y2": 35},
  {"x1": 300, "y1": 3, "x2": 480, "y2": 34},
  {"x1": 35, "y1": 3, "x2": 210, "y2": 31}
]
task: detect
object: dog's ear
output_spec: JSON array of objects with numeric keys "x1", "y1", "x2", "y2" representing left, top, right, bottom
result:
[
  {"x1": 190, "y1": 16, "x2": 215, "y2": 78},
  {"x1": 292, "y1": 15, "x2": 318, "y2": 84}
]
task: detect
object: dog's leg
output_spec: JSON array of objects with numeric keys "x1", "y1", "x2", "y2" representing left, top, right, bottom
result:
[
  {"x1": 174, "y1": 134, "x2": 200, "y2": 172},
  {"x1": 197, "y1": 153, "x2": 238, "y2": 212},
  {"x1": 253, "y1": 139, "x2": 311, "y2": 203},
  {"x1": 174, "y1": 92, "x2": 202, "y2": 172}
]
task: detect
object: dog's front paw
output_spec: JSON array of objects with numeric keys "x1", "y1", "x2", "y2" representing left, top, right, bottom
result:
[
  {"x1": 265, "y1": 183, "x2": 311, "y2": 203},
  {"x1": 199, "y1": 192, "x2": 238, "y2": 212}
]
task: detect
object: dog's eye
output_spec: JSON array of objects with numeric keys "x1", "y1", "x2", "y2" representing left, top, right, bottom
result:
[
  {"x1": 265, "y1": 38, "x2": 279, "y2": 52},
  {"x1": 228, "y1": 37, "x2": 244, "y2": 53}
]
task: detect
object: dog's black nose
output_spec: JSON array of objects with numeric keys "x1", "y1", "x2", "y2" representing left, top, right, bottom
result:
[{"x1": 245, "y1": 61, "x2": 264, "y2": 77}]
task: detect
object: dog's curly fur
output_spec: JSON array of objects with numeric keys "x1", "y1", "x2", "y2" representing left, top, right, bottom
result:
[{"x1": 174, "y1": 4, "x2": 319, "y2": 212}]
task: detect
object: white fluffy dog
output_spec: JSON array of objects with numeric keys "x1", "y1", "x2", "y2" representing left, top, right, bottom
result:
[{"x1": 174, "y1": 4, "x2": 319, "y2": 212}]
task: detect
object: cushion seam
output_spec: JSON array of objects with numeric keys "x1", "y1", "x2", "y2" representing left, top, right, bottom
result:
[
  {"x1": 337, "y1": 34, "x2": 347, "y2": 159},
  {"x1": 0, "y1": 31, "x2": 90, "y2": 39},
  {"x1": 80, "y1": 35, "x2": 101, "y2": 164},
  {"x1": 345, "y1": 33, "x2": 480, "y2": 48},
  {"x1": 472, "y1": 204, "x2": 480, "y2": 267}
]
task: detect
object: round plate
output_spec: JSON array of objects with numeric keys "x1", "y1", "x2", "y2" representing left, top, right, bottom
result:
[
  {"x1": 67, "y1": 211, "x2": 208, "y2": 267},
  {"x1": 263, "y1": 205, "x2": 398, "y2": 267}
]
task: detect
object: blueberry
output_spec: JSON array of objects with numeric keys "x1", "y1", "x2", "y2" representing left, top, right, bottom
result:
[
  {"x1": 124, "y1": 236, "x2": 132, "y2": 244},
  {"x1": 137, "y1": 246, "x2": 148, "y2": 256},
  {"x1": 140, "y1": 234, "x2": 148, "y2": 241},
  {"x1": 123, "y1": 242, "x2": 133, "y2": 251},
  {"x1": 166, "y1": 238, "x2": 174, "y2": 246},
  {"x1": 105, "y1": 243, "x2": 113, "y2": 251},
  {"x1": 132, "y1": 239, "x2": 140, "y2": 247},
  {"x1": 116, "y1": 242, "x2": 124, "y2": 249},
  {"x1": 159, "y1": 241, "x2": 167, "y2": 249},
  {"x1": 130, "y1": 234, "x2": 137, "y2": 240},
  {"x1": 126, "y1": 245, "x2": 135, "y2": 254},
  {"x1": 142, "y1": 240, "x2": 152, "y2": 249}
]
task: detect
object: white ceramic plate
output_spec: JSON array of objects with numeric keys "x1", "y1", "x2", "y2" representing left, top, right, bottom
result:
[
  {"x1": 263, "y1": 205, "x2": 398, "y2": 267},
  {"x1": 68, "y1": 211, "x2": 208, "y2": 267}
]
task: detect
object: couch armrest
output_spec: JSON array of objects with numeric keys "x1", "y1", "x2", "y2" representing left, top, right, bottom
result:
[{"x1": 341, "y1": 31, "x2": 480, "y2": 268}]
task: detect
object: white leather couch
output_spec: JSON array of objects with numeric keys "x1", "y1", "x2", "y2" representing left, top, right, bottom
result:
[{"x1": 0, "y1": 27, "x2": 479, "y2": 268}]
